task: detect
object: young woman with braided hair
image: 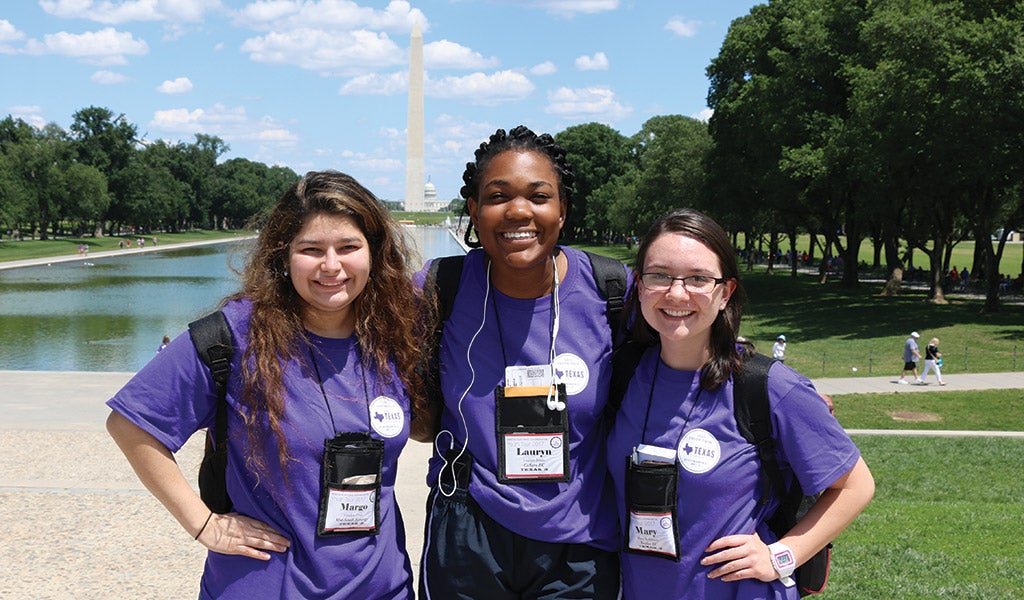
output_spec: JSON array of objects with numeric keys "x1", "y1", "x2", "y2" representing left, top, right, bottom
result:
[{"x1": 415, "y1": 126, "x2": 628, "y2": 598}]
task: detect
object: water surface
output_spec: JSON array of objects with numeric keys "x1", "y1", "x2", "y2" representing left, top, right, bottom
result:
[{"x1": 0, "y1": 227, "x2": 464, "y2": 372}]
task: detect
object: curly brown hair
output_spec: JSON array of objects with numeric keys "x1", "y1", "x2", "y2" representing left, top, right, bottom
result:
[{"x1": 227, "y1": 170, "x2": 427, "y2": 482}]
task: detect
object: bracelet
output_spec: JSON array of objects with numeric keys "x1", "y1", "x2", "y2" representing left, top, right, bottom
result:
[{"x1": 195, "y1": 511, "x2": 214, "y2": 541}]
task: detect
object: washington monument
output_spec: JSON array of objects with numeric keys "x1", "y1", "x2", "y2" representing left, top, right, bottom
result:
[{"x1": 404, "y1": 22, "x2": 425, "y2": 212}]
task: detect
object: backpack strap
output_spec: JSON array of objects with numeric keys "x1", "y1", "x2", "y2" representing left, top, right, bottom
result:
[
  {"x1": 733, "y1": 352, "x2": 785, "y2": 505},
  {"x1": 188, "y1": 311, "x2": 234, "y2": 491},
  {"x1": 419, "y1": 256, "x2": 466, "y2": 436},
  {"x1": 584, "y1": 250, "x2": 628, "y2": 344},
  {"x1": 425, "y1": 255, "x2": 466, "y2": 326},
  {"x1": 606, "y1": 339, "x2": 647, "y2": 423}
]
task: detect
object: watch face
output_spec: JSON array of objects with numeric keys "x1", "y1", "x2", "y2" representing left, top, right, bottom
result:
[{"x1": 773, "y1": 549, "x2": 795, "y2": 569}]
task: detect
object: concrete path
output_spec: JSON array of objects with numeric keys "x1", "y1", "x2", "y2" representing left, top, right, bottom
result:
[
  {"x1": 2, "y1": 367, "x2": 1022, "y2": 598},
  {"x1": 0, "y1": 236, "x2": 257, "y2": 271}
]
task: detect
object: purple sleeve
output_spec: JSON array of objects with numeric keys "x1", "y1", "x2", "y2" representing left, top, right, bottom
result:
[
  {"x1": 768, "y1": 364, "x2": 861, "y2": 496},
  {"x1": 106, "y1": 329, "x2": 218, "y2": 453}
]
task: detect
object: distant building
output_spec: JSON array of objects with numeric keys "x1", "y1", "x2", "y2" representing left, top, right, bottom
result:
[{"x1": 422, "y1": 178, "x2": 449, "y2": 212}]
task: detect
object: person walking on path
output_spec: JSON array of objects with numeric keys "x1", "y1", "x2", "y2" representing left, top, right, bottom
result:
[
  {"x1": 918, "y1": 337, "x2": 946, "y2": 385},
  {"x1": 772, "y1": 334, "x2": 787, "y2": 362},
  {"x1": 105, "y1": 171, "x2": 427, "y2": 599},
  {"x1": 898, "y1": 331, "x2": 922, "y2": 384}
]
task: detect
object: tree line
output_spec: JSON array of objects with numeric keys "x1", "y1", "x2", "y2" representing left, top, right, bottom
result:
[
  {"x1": 0, "y1": 107, "x2": 299, "y2": 240},
  {"x1": 555, "y1": 0, "x2": 1023, "y2": 312},
  {"x1": 1, "y1": 1, "x2": 1021, "y2": 312}
]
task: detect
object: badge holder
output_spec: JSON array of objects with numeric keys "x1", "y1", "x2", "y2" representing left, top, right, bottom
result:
[
  {"x1": 495, "y1": 384, "x2": 570, "y2": 484},
  {"x1": 624, "y1": 453, "x2": 680, "y2": 561},
  {"x1": 317, "y1": 432, "x2": 384, "y2": 537}
]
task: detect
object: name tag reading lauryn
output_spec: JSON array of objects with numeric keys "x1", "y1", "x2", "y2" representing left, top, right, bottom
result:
[{"x1": 501, "y1": 385, "x2": 566, "y2": 479}]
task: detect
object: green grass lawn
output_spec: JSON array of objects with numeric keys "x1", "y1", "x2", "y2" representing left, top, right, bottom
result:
[
  {"x1": 834, "y1": 389, "x2": 1024, "y2": 431},
  {"x1": 826, "y1": 435, "x2": 1024, "y2": 599},
  {"x1": 0, "y1": 229, "x2": 251, "y2": 262}
]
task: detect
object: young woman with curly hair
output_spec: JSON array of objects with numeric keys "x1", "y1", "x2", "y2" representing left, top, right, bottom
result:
[{"x1": 107, "y1": 170, "x2": 426, "y2": 599}]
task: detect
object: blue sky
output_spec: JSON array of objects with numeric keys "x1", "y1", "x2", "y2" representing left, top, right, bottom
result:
[{"x1": 1, "y1": 1, "x2": 762, "y2": 204}]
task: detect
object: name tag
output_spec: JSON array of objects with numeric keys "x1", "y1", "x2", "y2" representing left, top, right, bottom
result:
[
  {"x1": 322, "y1": 488, "x2": 377, "y2": 532},
  {"x1": 627, "y1": 510, "x2": 679, "y2": 558},
  {"x1": 501, "y1": 432, "x2": 566, "y2": 479}
]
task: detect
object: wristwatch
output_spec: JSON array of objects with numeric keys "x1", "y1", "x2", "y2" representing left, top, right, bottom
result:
[{"x1": 768, "y1": 542, "x2": 796, "y2": 587}]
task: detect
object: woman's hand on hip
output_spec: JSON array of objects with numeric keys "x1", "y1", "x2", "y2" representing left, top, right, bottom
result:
[{"x1": 197, "y1": 512, "x2": 291, "y2": 560}]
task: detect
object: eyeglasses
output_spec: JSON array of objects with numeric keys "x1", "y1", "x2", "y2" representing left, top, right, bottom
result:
[{"x1": 639, "y1": 272, "x2": 728, "y2": 293}]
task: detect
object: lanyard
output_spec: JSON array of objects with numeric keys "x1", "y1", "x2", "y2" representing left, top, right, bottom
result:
[
  {"x1": 640, "y1": 354, "x2": 702, "y2": 448},
  {"x1": 308, "y1": 342, "x2": 372, "y2": 436},
  {"x1": 489, "y1": 253, "x2": 560, "y2": 379}
]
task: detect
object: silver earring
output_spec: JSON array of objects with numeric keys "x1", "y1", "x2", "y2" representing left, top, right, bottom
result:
[{"x1": 283, "y1": 270, "x2": 289, "y2": 278}]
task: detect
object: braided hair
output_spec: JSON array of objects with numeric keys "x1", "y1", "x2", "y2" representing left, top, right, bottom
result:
[{"x1": 459, "y1": 125, "x2": 575, "y2": 248}]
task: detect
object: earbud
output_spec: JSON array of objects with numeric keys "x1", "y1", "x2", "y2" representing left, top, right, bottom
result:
[{"x1": 547, "y1": 397, "x2": 567, "y2": 412}]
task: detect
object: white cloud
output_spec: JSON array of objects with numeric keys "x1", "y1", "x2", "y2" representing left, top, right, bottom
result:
[
  {"x1": 149, "y1": 103, "x2": 298, "y2": 145},
  {"x1": 575, "y1": 51, "x2": 608, "y2": 71},
  {"x1": 426, "y1": 70, "x2": 534, "y2": 106},
  {"x1": 694, "y1": 108, "x2": 714, "y2": 122},
  {"x1": 8, "y1": 105, "x2": 46, "y2": 128},
  {"x1": 530, "y1": 61, "x2": 557, "y2": 76},
  {"x1": 424, "y1": 39, "x2": 499, "y2": 70},
  {"x1": 525, "y1": 0, "x2": 619, "y2": 17},
  {"x1": 157, "y1": 76, "x2": 194, "y2": 94},
  {"x1": 241, "y1": 28, "x2": 404, "y2": 75},
  {"x1": 545, "y1": 86, "x2": 632, "y2": 121},
  {"x1": 339, "y1": 71, "x2": 407, "y2": 95},
  {"x1": 23, "y1": 27, "x2": 148, "y2": 66},
  {"x1": 92, "y1": 70, "x2": 130, "y2": 84},
  {"x1": 665, "y1": 17, "x2": 699, "y2": 38},
  {"x1": 429, "y1": 114, "x2": 496, "y2": 160},
  {"x1": 234, "y1": 0, "x2": 427, "y2": 34},
  {"x1": 39, "y1": 0, "x2": 218, "y2": 24},
  {"x1": 258, "y1": 128, "x2": 298, "y2": 141},
  {"x1": 0, "y1": 19, "x2": 26, "y2": 50},
  {"x1": 345, "y1": 154, "x2": 403, "y2": 171}
]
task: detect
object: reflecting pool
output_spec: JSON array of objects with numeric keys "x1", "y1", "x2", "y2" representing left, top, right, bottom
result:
[{"x1": 0, "y1": 226, "x2": 465, "y2": 372}]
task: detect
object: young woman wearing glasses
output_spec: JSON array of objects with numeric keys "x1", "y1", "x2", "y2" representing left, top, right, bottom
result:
[{"x1": 607, "y1": 208, "x2": 874, "y2": 599}]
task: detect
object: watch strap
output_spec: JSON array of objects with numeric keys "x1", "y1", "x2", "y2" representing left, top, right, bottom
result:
[{"x1": 768, "y1": 542, "x2": 796, "y2": 587}]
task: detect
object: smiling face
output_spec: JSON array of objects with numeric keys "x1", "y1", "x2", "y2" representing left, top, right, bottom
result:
[
  {"x1": 287, "y1": 213, "x2": 370, "y2": 338},
  {"x1": 639, "y1": 232, "x2": 736, "y2": 370},
  {"x1": 466, "y1": 149, "x2": 567, "y2": 294}
]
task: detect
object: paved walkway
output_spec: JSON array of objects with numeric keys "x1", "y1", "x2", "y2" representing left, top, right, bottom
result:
[
  {"x1": 2, "y1": 369, "x2": 1022, "y2": 598},
  {"x1": 0, "y1": 235, "x2": 258, "y2": 272}
]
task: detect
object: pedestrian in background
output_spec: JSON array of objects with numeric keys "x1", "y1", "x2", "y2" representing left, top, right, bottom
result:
[
  {"x1": 898, "y1": 331, "x2": 921, "y2": 384},
  {"x1": 772, "y1": 334, "x2": 787, "y2": 362},
  {"x1": 918, "y1": 337, "x2": 946, "y2": 385}
]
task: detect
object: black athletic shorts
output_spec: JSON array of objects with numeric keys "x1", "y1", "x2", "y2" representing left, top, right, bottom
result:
[{"x1": 419, "y1": 487, "x2": 620, "y2": 599}]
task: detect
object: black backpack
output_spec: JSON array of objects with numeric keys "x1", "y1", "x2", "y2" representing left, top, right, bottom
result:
[
  {"x1": 609, "y1": 349, "x2": 831, "y2": 596},
  {"x1": 421, "y1": 251, "x2": 628, "y2": 433},
  {"x1": 188, "y1": 310, "x2": 235, "y2": 514}
]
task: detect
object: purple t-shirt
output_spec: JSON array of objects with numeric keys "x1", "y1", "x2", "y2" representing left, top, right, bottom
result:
[
  {"x1": 607, "y1": 348, "x2": 861, "y2": 599},
  {"x1": 415, "y1": 247, "x2": 628, "y2": 550},
  {"x1": 107, "y1": 299, "x2": 414, "y2": 599}
]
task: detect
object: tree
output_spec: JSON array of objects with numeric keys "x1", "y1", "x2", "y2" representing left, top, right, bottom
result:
[
  {"x1": 61, "y1": 162, "x2": 109, "y2": 236},
  {"x1": 69, "y1": 107, "x2": 139, "y2": 235},
  {"x1": 555, "y1": 123, "x2": 633, "y2": 242},
  {"x1": 628, "y1": 115, "x2": 711, "y2": 234}
]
